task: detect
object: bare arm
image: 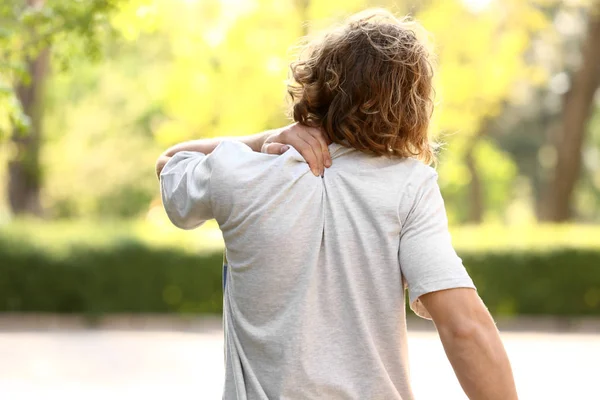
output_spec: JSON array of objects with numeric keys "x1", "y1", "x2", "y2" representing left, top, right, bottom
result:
[
  {"x1": 155, "y1": 124, "x2": 331, "y2": 179},
  {"x1": 420, "y1": 288, "x2": 518, "y2": 400},
  {"x1": 155, "y1": 130, "x2": 275, "y2": 178}
]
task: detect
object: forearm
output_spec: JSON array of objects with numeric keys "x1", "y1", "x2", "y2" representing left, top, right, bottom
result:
[
  {"x1": 155, "y1": 129, "x2": 278, "y2": 179},
  {"x1": 438, "y1": 318, "x2": 517, "y2": 399},
  {"x1": 162, "y1": 130, "x2": 275, "y2": 157}
]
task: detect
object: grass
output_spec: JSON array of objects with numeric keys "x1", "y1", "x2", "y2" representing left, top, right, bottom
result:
[
  {"x1": 450, "y1": 224, "x2": 600, "y2": 251},
  {"x1": 0, "y1": 214, "x2": 224, "y2": 256},
  {"x1": 2, "y1": 218, "x2": 600, "y2": 316},
  {"x1": 3, "y1": 217, "x2": 600, "y2": 254}
]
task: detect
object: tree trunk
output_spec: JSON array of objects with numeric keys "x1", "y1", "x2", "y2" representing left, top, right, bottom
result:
[
  {"x1": 465, "y1": 136, "x2": 484, "y2": 223},
  {"x1": 546, "y1": 7, "x2": 600, "y2": 222},
  {"x1": 7, "y1": 0, "x2": 48, "y2": 217}
]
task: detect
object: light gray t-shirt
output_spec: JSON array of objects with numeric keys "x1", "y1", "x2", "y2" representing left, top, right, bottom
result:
[{"x1": 160, "y1": 140, "x2": 475, "y2": 400}]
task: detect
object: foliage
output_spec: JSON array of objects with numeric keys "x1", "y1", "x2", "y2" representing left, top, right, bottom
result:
[
  {"x1": 0, "y1": 238, "x2": 224, "y2": 315},
  {"x1": 0, "y1": 0, "x2": 123, "y2": 139},
  {"x1": 1, "y1": 224, "x2": 599, "y2": 316},
  {"x1": 438, "y1": 137, "x2": 519, "y2": 223},
  {"x1": 1, "y1": 220, "x2": 600, "y2": 316},
  {"x1": 41, "y1": 38, "x2": 167, "y2": 218},
  {"x1": 463, "y1": 249, "x2": 600, "y2": 316},
  {"x1": 1, "y1": 0, "x2": 599, "y2": 221}
]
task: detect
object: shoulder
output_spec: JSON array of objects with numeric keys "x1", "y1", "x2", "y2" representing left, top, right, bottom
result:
[
  {"x1": 211, "y1": 140, "x2": 253, "y2": 159},
  {"x1": 208, "y1": 140, "x2": 266, "y2": 171},
  {"x1": 396, "y1": 158, "x2": 440, "y2": 218},
  {"x1": 388, "y1": 156, "x2": 438, "y2": 189},
  {"x1": 411, "y1": 161, "x2": 438, "y2": 188},
  {"x1": 208, "y1": 140, "x2": 285, "y2": 188}
]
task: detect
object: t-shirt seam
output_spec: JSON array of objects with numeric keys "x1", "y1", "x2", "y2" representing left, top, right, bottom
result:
[
  {"x1": 206, "y1": 144, "x2": 222, "y2": 221},
  {"x1": 398, "y1": 168, "x2": 438, "y2": 242},
  {"x1": 396, "y1": 166, "x2": 421, "y2": 232}
]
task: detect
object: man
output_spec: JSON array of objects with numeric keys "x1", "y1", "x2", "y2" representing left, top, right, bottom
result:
[{"x1": 156, "y1": 9, "x2": 518, "y2": 400}]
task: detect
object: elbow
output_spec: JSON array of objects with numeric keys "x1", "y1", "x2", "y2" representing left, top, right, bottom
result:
[
  {"x1": 164, "y1": 206, "x2": 204, "y2": 230},
  {"x1": 161, "y1": 198, "x2": 201, "y2": 230},
  {"x1": 161, "y1": 193, "x2": 205, "y2": 230},
  {"x1": 438, "y1": 305, "x2": 496, "y2": 342},
  {"x1": 156, "y1": 155, "x2": 171, "y2": 179},
  {"x1": 436, "y1": 315, "x2": 470, "y2": 339},
  {"x1": 442, "y1": 320, "x2": 482, "y2": 342},
  {"x1": 170, "y1": 218, "x2": 203, "y2": 231}
]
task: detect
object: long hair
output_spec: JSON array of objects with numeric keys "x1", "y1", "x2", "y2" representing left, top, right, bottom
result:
[{"x1": 288, "y1": 9, "x2": 436, "y2": 164}]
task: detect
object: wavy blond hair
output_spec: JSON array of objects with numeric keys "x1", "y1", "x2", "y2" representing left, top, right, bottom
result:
[{"x1": 288, "y1": 9, "x2": 436, "y2": 163}]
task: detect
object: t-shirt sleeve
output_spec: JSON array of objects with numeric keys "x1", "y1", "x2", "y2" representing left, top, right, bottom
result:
[
  {"x1": 399, "y1": 170, "x2": 476, "y2": 319},
  {"x1": 160, "y1": 150, "x2": 214, "y2": 230}
]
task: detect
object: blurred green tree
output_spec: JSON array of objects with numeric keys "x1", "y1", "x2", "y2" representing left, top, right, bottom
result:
[
  {"x1": 4, "y1": 0, "x2": 598, "y2": 222},
  {"x1": 418, "y1": 0, "x2": 559, "y2": 223},
  {"x1": 0, "y1": 0, "x2": 122, "y2": 215},
  {"x1": 482, "y1": 1, "x2": 600, "y2": 222},
  {"x1": 546, "y1": 2, "x2": 600, "y2": 221}
]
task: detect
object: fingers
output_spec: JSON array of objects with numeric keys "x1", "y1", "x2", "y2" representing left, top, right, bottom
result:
[
  {"x1": 282, "y1": 125, "x2": 331, "y2": 176},
  {"x1": 262, "y1": 142, "x2": 290, "y2": 155},
  {"x1": 304, "y1": 127, "x2": 332, "y2": 168},
  {"x1": 264, "y1": 123, "x2": 332, "y2": 177},
  {"x1": 264, "y1": 139, "x2": 320, "y2": 175},
  {"x1": 297, "y1": 134, "x2": 324, "y2": 176},
  {"x1": 263, "y1": 139, "x2": 321, "y2": 176}
]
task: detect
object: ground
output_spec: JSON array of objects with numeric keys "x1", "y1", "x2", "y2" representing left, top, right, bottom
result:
[{"x1": 1, "y1": 320, "x2": 599, "y2": 399}]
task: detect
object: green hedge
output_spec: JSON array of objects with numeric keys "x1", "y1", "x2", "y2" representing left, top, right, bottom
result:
[
  {"x1": 1, "y1": 237, "x2": 599, "y2": 316},
  {"x1": 462, "y1": 250, "x2": 600, "y2": 316},
  {"x1": 0, "y1": 239, "x2": 224, "y2": 315}
]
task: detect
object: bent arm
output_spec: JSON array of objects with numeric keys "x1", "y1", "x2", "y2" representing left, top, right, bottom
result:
[
  {"x1": 155, "y1": 123, "x2": 333, "y2": 179},
  {"x1": 420, "y1": 288, "x2": 518, "y2": 400},
  {"x1": 155, "y1": 130, "x2": 275, "y2": 179}
]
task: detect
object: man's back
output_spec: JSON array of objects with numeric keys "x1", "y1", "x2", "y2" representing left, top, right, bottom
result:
[
  {"x1": 158, "y1": 8, "x2": 518, "y2": 398},
  {"x1": 185, "y1": 140, "x2": 472, "y2": 399}
]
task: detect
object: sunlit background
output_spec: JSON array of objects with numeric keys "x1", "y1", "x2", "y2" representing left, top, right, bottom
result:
[{"x1": 1, "y1": 0, "x2": 600, "y2": 399}]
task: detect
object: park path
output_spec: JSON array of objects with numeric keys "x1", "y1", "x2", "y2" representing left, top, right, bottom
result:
[{"x1": 0, "y1": 323, "x2": 599, "y2": 399}]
